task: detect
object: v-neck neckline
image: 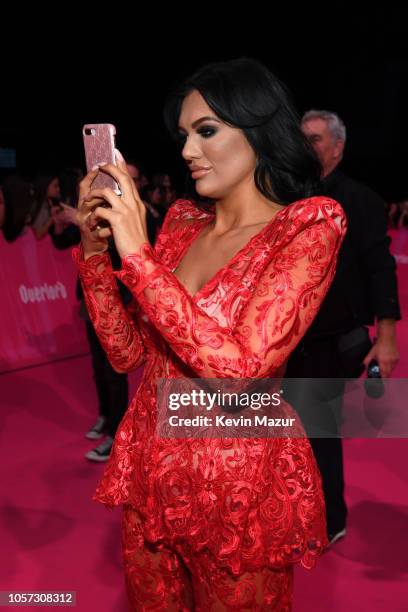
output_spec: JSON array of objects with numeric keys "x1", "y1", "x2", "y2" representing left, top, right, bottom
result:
[{"x1": 173, "y1": 204, "x2": 289, "y2": 302}]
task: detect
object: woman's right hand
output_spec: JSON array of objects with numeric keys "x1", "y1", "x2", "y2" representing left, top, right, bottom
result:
[{"x1": 77, "y1": 168, "x2": 112, "y2": 260}]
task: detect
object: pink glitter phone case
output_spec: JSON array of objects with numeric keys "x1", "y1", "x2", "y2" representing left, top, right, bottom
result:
[{"x1": 82, "y1": 123, "x2": 119, "y2": 192}]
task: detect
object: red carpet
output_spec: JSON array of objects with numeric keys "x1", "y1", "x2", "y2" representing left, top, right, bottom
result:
[{"x1": 1, "y1": 229, "x2": 407, "y2": 611}]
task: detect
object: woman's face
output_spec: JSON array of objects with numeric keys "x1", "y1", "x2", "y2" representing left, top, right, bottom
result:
[
  {"x1": 151, "y1": 187, "x2": 162, "y2": 205},
  {"x1": 47, "y1": 178, "x2": 61, "y2": 200},
  {"x1": 162, "y1": 175, "x2": 171, "y2": 189},
  {"x1": 178, "y1": 90, "x2": 257, "y2": 199}
]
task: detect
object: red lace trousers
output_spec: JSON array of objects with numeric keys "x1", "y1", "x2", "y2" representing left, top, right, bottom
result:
[{"x1": 121, "y1": 504, "x2": 293, "y2": 611}]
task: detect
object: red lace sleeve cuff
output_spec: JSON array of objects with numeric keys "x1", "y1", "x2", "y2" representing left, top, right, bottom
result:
[
  {"x1": 72, "y1": 243, "x2": 113, "y2": 287},
  {"x1": 113, "y1": 242, "x2": 166, "y2": 294}
]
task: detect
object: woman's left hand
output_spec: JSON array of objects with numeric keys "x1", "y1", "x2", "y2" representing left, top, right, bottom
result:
[{"x1": 84, "y1": 149, "x2": 149, "y2": 258}]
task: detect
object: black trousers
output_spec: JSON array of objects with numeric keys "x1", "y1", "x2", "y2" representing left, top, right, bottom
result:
[
  {"x1": 85, "y1": 320, "x2": 129, "y2": 438},
  {"x1": 283, "y1": 336, "x2": 348, "y2": 535}
]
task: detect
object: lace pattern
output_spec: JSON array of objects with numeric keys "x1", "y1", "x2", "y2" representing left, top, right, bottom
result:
[{"x1": 72, "y1": 196, "x2": 347, "y2": 574}]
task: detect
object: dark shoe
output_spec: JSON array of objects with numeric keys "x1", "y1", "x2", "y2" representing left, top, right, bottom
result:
[
  {"x1": 85, "y1": 436, "x2": 113, "y2": 462},
  {"x1": 85, "y1": 416, "x2": 107, "y2": 440}
]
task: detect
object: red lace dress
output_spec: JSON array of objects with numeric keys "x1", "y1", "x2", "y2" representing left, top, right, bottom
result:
[{"x1": 73, "y1": 196, "x2": 347, "y2": 607}]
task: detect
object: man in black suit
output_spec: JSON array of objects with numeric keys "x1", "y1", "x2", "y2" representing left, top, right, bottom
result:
[{"x1": 283, "y1": 110, "x2": 400, "y2": 545}]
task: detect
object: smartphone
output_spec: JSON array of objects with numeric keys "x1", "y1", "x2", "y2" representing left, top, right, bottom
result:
[{"x1": 82, "y1": 123, "x2": 120, "y2": 193}]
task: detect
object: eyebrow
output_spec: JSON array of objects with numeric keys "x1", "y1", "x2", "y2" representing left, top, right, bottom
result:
[{"x1": 177, "y1": 116, "x2": 221, "y2": 132}]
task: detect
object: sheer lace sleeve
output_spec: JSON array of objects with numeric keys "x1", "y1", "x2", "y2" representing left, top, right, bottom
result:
[
  {"x1": 72, "y1": 243, "x2": 146, "y2": 373},
  {"x1": 113, "y1": 198, "x2": 347, "y2": 377}
]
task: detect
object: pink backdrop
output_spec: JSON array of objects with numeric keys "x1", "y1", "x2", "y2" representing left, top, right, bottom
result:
[{"x1": 0, "y1": 230, "x2": 88, "y2": 373}]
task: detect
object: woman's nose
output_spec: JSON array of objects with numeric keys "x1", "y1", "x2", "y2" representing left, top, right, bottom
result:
[{"x1": 181, "y1": 136, "x2": 201, "y2": 161}]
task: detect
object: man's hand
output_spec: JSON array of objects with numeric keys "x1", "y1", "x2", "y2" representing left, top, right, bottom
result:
[{"x1": 363, "y1": 319, "x2": 399, "y2": 378}]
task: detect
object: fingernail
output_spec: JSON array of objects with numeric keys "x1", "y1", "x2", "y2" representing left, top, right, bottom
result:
[
  {"x1": 114, "y1": 148, "x2": 124, "y2": 162},
  {"x1": 91, "y1": 165, "x2": 99, "y2": 171}
]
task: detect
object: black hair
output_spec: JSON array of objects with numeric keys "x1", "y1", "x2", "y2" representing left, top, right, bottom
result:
[
  {"x1": 33, "y1": 174, "x2": 58, "y2": 204},
  {"x1": 1, "y1": 175, "x2": 36, "y2": 242},
  {"x1": 163, "y1": 57, "x2": 321, "y2": 205},
  {"x1": 59, "y1": 167, "x2": 83, "y2": 206}
]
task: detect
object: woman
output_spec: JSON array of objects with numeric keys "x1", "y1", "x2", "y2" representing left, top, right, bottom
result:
[
  {"x1": 0, "y1": 175, "x2": 36, "y2": 242},
  {"x1": 73, "y1": 57, "x2": 347, "y2": 610},
  {"x1": 31, "y1": 174, "x2": 62, "y2": 240},
  {"x1": 151, "y1": 171, "x2": 177, "y2": 208}
]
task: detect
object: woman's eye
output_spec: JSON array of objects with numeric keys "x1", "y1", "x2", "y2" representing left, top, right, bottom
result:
[
  {"x1": 198, "y1": 127, "x2": 216, "y2": 138},
  {"x1": 176, "y1": 126, "x2": 217, "y2": 144}
]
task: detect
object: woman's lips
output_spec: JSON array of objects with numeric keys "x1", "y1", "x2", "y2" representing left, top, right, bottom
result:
[{"x1": 191, "y1": 168, "x2": 212, "y2": 179}]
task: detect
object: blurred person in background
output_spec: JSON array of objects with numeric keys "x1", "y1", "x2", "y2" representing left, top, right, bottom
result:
[
  {"x1": 283, "y1": 109, "x2": 400, "y2": 546},
  {"x1": 31, "y1": 174, "x2": 62, "y2": 240},
  {"x1": 127, "y1": 159, "x2": 163, "y2": 244},
  {"x1": 151, "y1": 171, "x2": 177, "y2": 208},
  {"x1": 0, "y1": 175, "x2": 37, "y2": 242},
  {"x1": 48, "y1": 168, "x2": 84, "y2": 241},
  {"x1": 48, "y1": 167, "x2": 131, "y2": 462},
  {"x1": 59, "y1": 167, "x2": 84, "y2": 206}
]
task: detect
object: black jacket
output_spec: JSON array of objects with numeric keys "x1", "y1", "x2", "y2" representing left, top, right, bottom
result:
[{"x1": 301, "y1": 168, "x2": 401, "y2": 342}]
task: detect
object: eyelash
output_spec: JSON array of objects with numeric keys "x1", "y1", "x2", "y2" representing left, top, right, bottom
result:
[
  {"x1": 177, "y1": 126, "x2": 217, "y2": 144},
  {"x1": 198, "y1": 127, "x2": 217, "y2": 138}
]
